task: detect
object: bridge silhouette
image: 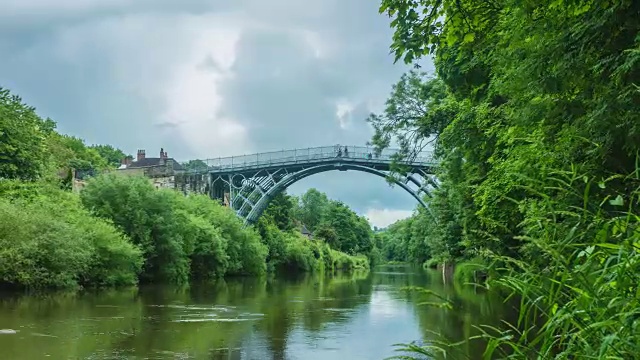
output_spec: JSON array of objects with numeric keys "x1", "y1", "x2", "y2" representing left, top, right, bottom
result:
[{"x1": 186, "y1": 145, "x2": 438, "y2": 224}]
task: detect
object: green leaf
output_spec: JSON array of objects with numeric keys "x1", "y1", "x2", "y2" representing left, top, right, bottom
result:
[
  {"x1": 609, "y1": 195, "x2": 624, "y2": 206},
  {"x1": 463, "y1": 33, "x2": 475, "y2": 43}
]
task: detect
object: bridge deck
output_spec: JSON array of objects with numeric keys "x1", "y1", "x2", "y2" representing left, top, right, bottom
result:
[{"x1": 195, "y1": 145, "x2": 436, "y2": 175}]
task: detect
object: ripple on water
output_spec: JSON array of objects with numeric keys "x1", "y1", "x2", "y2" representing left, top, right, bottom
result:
[
  {"x1": 146, "y1": 303, "x2": 265, "y2": 323},
  {"x1": 148, "y1": 304, "x2": 235, "y2": 311},
  {"x1": 323, "y1": 308, "x2": 352, "y2": 312}
]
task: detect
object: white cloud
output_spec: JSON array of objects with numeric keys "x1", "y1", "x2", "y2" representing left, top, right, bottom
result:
[
  {"x1": 38, "y1": 11, "x2": 251, "y2": 159},
  {"x1": 365, "y1": 208, "x2": 414, "y2": 228},
  {"x1": 160, "y1": 18, "x2": 252, "y2": 159},
  {"x1": 300, "y1": 30, "x2": 330, "y2": 59},
  {"x1": 335, "y1": 99, "x2": 355, "y2": 129}
]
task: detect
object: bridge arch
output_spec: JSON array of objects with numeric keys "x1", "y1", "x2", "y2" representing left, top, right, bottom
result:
[
  {"x1": 202, "y1": 144, "x2": 438, "y2": 224},
  {"x1": 243, "y1": 163, "x2": 430, "y2": 224}
]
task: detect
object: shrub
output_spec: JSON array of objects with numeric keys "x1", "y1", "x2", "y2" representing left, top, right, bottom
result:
[
  {"x1": 452, "y1": 257, "x2": 486, "y2": 285},
  {"x1": 0, "y1": 183, "x2": 142, "y2": 289},
  {"x1": 81, "y1": 175, "x2": 268, "y2": 281},
  {"x1": 180, "y1": 194, "x2": 268, "y2": 276},
  {"x1": 0, "y1": 199, "x2": 92, "y2": 289},
  {"x1": 185, "y1": 214, "x2": 229, "y2": 280},
  {"x1": 281, "y1": 234, "x2": 321, "y2": 272},
  {"x1": 80, "y1": 174, "x2": 191, "y2": 283}
]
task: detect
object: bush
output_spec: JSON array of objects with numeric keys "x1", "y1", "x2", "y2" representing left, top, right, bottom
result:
[
  {"x1": 422, "y1": 258, "x2": 439, "y2": 269},
  {"x1": 452, "y1": 258, "x2": 486, "y2": 285},
  {"x1": 281, "y1": 234, "x2": 322, "y2": 272},
  {"x1": 79, "y1": 218, "x2": 143, "y2": 287},
  {"x1": 398, "y1": 171, "x2": 640, "y2": 359},
  {"x1": 257, "y1": 220, "x2": 324, "y2": 273},
  {"x1": 0, "y1": 183, "x2": 142, "y2": 289},
  {"x1": 180, "y1": 194, "x2": 268, "y2": 276},
  {"x1": 328, "y1": 249, "x2": 370, "y2": 272},
  {"x1": 0, "y1": 199, "x2": 92, "y2": 289},
  {"x1": 81, "y1": 174, "x2": 268, "y2": 281},
  {"x1": 320, "y1": 242, "x2": 334, "y2": 272},
  {"x1": 182, "y1": 214, "x2": 229, "y2": 281},
  {"x1": 80, "y1": 174, "x2": 191, "y2": 283},
  {"x1": 477, "y1": 172, "x2": 640, "y2": 359},
  {"x1": 0, "y1": 172, "x2": 373, "y2": 290},
  {"x1": 368, "y1": 246, "x2": 383, "y2": 267}
]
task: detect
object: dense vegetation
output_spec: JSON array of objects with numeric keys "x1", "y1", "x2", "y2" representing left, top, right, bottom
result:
[
  {"x1": 369, "y1": 0, "x2": 639, "y2": 358},
  {"x1": 256, "y1": 189, "x2": 376, "y2": 273},
  {"x1": 0, "y1": 88, "x2": 372, "y2": 290}
]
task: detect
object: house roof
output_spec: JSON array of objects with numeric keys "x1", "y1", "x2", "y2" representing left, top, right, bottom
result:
[
  {"x1": 300, "y1": 224, "x2": 312, "y2": 235},
  {"x1": 127, "y1": 158, "x2": 184, "y2": 171}
]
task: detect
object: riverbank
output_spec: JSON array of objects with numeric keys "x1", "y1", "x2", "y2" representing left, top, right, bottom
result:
[{"x1": 0, "y1": 175, "x2": 371, "y2": 291}]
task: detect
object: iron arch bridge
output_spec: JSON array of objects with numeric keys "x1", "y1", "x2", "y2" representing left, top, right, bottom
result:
[{"x1": 190, "y1": 145, "x2": 439, "y2": 225}]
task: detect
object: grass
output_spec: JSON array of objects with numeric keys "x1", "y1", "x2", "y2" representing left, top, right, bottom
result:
[{"x1": 389, "y1": 168, "x2": 640, "y2": 359}]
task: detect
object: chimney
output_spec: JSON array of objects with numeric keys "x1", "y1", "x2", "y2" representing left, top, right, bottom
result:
[{"x1": 137, "y1": 149, "x2": 146, "y2": 161}]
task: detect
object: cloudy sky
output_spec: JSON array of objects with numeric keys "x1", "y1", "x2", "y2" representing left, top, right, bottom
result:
[{"x1": 0, "y1": 0, "x2": 434, "y2": 227}]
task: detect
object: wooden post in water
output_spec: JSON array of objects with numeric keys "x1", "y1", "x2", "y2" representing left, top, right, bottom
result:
[{"x1": 442, "y1": 260, "x2": 447, "y2": 285}]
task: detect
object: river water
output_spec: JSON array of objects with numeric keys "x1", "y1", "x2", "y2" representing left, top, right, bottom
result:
[{"x1": 0, "y1": 265, "x2": 514, "y2": 360}]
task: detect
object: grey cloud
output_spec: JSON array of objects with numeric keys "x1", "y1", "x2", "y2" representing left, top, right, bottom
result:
[
  {"x1": 0, "y1": 12, "x2": 199, "y2": 153},
  {"x1": 0, "y1": 0, "x2": 233, "y2": 31},
  {"x1": 216, "y1": 0, "x2": 417, "y2": 212},
  {"x1": 0, "y1": 0, "x2": 431, "y2": 221},
  {"x1": 196, "y1": 54, "x2": 223, "y2": 73},
  {"x1": 155, "y1": 120, "x2": 185, "y2": 129}
]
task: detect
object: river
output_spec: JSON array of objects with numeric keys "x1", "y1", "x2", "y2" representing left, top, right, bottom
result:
[{"x1": 0, "y1": 265, "x2": 514, "y2": 359}]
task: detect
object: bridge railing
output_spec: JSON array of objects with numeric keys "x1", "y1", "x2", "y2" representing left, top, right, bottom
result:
[{"x1": 198, "y1": 145, "x2": 434, "y2": 173}]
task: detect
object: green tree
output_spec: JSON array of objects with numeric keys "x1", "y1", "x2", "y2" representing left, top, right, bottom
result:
[
  {"x1": 80, "y1": 174, "x2": 192, "y2": 283},
  {"x1": 0, "y1": 88, "x2": 54, "y2": 180},
  {"x1": 47, "y1": 133, "x2": 111, "y2": 173},
  {"x1": 367, "y1": 71, "x2": 453, "y2": 161},
  {"x1": 182, "y1": 159, "x2": 209, "y2": 172},
  {"x1": 89, "y1": 144, "x2": 129, "y2": 168},
  {"x1": 294, "y1": 188, "x2": 330, "y2": 231},
  {"x1": 261, "y1": 191, "x2": 296, "y2": 232},
  {"x1": 320, "y1": 201, "x2": 372, "y2": 255},
  {"x1": 372, "y1": 0, "x2": 640, "y2": 357}
]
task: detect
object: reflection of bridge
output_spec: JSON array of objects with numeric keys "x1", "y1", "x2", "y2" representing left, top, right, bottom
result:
[{"x1": 188, "y1": 145, "x2": 439, "y2": 224}]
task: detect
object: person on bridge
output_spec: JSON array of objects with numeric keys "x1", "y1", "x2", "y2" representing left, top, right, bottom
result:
[{"x1": 344, "y1": 146, "x2": 349, "y2": 157}]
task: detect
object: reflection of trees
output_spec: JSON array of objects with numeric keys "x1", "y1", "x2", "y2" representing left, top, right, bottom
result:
[
  {"x1": 251, "y1": 271, "x2": 374, "y2": 359},
  {"x1": 371, "y1": 266, "x2": 427, "y2": 289},
  {"x1": 0, "y1": 266, "x2": 516, "y2": 359},
  {"x1": 396, "y1": 267, "x2": 520, "y2": 360},
  {"x1": 0, "y1": 271, "x2": 376, "y2": 360}
]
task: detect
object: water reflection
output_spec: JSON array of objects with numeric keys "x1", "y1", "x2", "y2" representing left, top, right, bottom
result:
[{"x1": 0, "y1": 265, "x2": 515, "y2": 359}]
